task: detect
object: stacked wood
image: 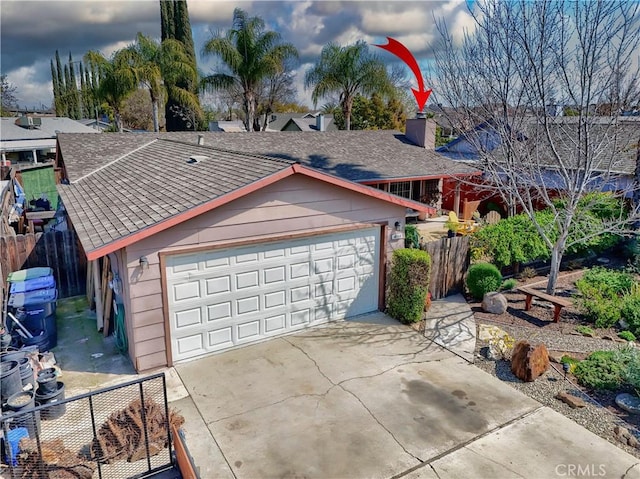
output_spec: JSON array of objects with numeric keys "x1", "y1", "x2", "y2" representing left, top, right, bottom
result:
[
  {"x1": 91, "y1": 398, "x2": 185, "y2": 464},
  {"x1": 18, "y1": 437, "x2": 96, "y2": 479}
]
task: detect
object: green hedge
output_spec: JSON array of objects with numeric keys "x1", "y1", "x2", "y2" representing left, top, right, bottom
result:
[
  {"x1": 466, "y1": 263, "x2": 502, "y2": 300},
  {"x1": 387, "y1": 248, "x2": 431, "y2": 323}
]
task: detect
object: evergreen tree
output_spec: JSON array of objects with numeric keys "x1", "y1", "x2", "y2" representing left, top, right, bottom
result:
[
  {"x1": 50, "y1": 59, "x2": 63, "y2": 116},
  {"x1": 68, "y1": 53, "x2": 81, "y2": 119},
  {"x1": 55, "y1": 51, "x2": 67, "y2": 116},
  {"x1": 160, "y1": 0, "x2": 202, "y2": 130}
]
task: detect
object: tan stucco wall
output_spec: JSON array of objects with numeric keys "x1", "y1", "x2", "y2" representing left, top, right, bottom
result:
[{"x1": 122, "y1": 174, "x2": 407, "y2": 371}]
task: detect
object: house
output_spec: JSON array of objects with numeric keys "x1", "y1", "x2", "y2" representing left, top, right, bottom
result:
[
  {"x1": 0, "y1": 116, "x2": 100, "y2": 165},
  {"x1": 55, "y1": 119, "x2": 479, "y2": 371},
  {"x1": 266, "y1": 112, "x2": 338, "y2": 132},
  {"x1": 76, "y1": 118, "x2": 130, "y2": 132},
  {"x1": 437, "y1": 116, "x2": 640, "y2": 213},
  {"x1": 56, "y1": 135, "x2": 436, "y2": 371},
  {"x1": 208, "y1": 120, "x2": 247, "y2": 132}
]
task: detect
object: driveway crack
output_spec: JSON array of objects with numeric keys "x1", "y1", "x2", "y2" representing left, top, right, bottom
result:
[
  {"x1": 340, "y1": 386, "x2": 421, "y2": 463},
  {"x1": 283, "y1": 337, "x2": 337, "y2": 386}
]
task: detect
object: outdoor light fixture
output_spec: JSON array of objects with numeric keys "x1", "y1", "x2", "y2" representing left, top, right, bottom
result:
[
  {"x1": 562, "y1": 361, "x2": 570, "y2": 380},
  {"x1": 394, "y1": 221, "x2": 401, "y2": 231},
  {"x1": 139, "y1": 256, "x2": 149, "y2": 270}
]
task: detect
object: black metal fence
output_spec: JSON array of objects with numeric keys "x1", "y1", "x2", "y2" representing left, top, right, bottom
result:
[{"x1": 1, "y1": 373, "x2": 179, "y2": 479}]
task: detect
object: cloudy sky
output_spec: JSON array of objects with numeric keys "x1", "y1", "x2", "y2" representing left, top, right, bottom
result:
[{"x1": 1, "y1": 0, "x2": 476, "y2": 110}]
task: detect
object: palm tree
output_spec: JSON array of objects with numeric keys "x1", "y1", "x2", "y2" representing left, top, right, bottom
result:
[
  {"x1": 305, "y1": 41, "x2": 393, "y2": 130},
  {"x1": 201, "y1": 8, "x2": 298, "y2": 132},
  {"x1": 127, "y1": 33, "x2": 201, "y2": 132},
  {"x1": 84, "y1": 50, "x2": 137, "y2": 132}
]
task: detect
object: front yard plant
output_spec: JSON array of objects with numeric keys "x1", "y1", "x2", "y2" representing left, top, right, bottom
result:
[
  {"x1": 574, "y1": 347, "x2": 640, "y2": 392},
  {"x1": 575, "y1": 267, "x2": 638, "y2": 328},
  {"x1": 387, "y1": 248, "x2": 431, "y2": 324},
  {"x1": 618, "y1": 331, "x2": 637, "y2": 342},
  {"x1": 466, "y1": 263, "x2": 502, "y2": 300}
]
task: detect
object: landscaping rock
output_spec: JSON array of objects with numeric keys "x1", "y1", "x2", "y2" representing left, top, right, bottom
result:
[
  {"x1": 481, "y1": 292, "x2": 508, "y2": 314},
  {"x1": 480, "y1": 346, "x2": 500, "y2": 361},
  {"x1": 614, "y1": 425, "x2": 640, "y2": 448},
  {"x1": 510, "y1": 341, "x2": 550, "y2": 382},
  {"x1": 616, "y1": 393, "x2": 640, "y2": 415},
  {"x1": 555, "y1": 391, "x2": 586, "y2": 408},
  {"x1": 478, "y1": 324, "x2": 509, "y2": 341},
  {"x1": 549, "y1": 352, "x2": 565, "y2": 364}
]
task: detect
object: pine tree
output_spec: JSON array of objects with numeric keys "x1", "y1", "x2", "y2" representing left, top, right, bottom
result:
[
  {"x1": 160, "y1": 0, "x2": 202, "y2": 130},
  {"x1": 68, "y1": 53, "x2": 81, "y2": 119},
  {"x1": 50, "y1": 59, "x2": 63, "y2": 116}
]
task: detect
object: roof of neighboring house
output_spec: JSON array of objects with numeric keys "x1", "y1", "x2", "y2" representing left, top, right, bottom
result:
[
  {"x1": 57, "y1": 137, "x2": 434, "y2": 260},
  {"x1": 438, "y1": 117, "x2": 640, "y2": 174},
  {"x1": 281, "y1": 116, "x2": 338, "y2": 132},
  {"x1": 209, "y1": 120, "x2": 247, "y2": 132},
  {"x1": 1, "y1": 117, "x2": 100, "y2": 142},
  {"x1": 57, "y1": 130, "x2": 479, "y2": 184}
]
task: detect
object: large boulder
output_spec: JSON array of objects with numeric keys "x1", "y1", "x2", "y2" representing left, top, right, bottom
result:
[
  {"x1": 482, "y1": 292, "x2": 508, "y2": 314},
  {"x1": 510, "y1": 340, "x2": 549, "y2": 382}
]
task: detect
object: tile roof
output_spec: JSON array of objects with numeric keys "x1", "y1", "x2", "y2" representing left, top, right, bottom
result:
[
  {"x1": 59, "y1": 129, "x2": 479, "y2": 184},
  {"x1": 58, "y1": 139, "x2": 295, "y2": 254}
]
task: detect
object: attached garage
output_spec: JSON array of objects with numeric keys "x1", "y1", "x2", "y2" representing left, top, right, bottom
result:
[
  {"x1": 165, "y1": 227, "x2": 380, "y2": 362},
  {"x1": 58, "y1": 136, "x2": 435, "y2": 371}
]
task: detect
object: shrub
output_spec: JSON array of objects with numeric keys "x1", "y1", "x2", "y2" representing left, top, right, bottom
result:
[
  {"x1": 404, "y1": 225, "x2": 420, "y2": 249},
  {"x1": 501, "y1": 278, "x2": 517, "y2": 291},
  {"x1": 618, "y1": 331, "x2": 637, "y2": 342},
  {"x1": 518, "y1": 267, "x2": 537, "y2": 280},
  {"x1": 576, "y1": 267, "x2": 635, "y2": 328},
  {"x1": 387, "y1": 248, "x2": 431, "y2": 324},
  {"x1": 622, "y1": 293, "x2": 640, "y2": 335},
  {"x1": 466, "y1": 263, "x2": 502, "y2": 300},
  {"x1": 574, "y1": 350, "x2": 625, "y2": 390}
]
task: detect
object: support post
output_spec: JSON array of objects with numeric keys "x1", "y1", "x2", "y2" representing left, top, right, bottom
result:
[{"x1": 93, "y1": 258, "x2": 104, "y2": 330}]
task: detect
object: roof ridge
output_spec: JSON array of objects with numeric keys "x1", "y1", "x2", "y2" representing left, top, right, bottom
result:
[
  {"x1": 73, "y1": 138, "x2": 159, "y2": 183},
  {"x1": 157, "y1": 137, "x2": 298, "y2": 166}
]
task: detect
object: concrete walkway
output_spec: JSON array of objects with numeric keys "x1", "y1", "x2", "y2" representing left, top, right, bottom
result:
[{"x1": 173, "y1": 305, "x2": 640, "y2": 479}]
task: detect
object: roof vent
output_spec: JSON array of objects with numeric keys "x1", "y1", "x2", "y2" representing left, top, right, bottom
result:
[
  {"x1": 187, "y1": 155, "x2": 208, "y2": 164},
  {"x1": 197, "y1": 134, "x2": 204, "y2": 146}
]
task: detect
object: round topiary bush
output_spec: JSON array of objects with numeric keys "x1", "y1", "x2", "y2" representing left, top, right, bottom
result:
[{"x1": 466, "y1": 263, "x2": 502, "y2": 300}]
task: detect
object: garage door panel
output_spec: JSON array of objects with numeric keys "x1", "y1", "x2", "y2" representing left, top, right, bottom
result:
[{"x1": 168, "y1": 227, "x2": 380, "y2": 362}]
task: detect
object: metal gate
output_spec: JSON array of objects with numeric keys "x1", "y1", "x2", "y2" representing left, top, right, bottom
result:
[{"x1": 1, "y1": 373, "x2": 182, "y2": 478}]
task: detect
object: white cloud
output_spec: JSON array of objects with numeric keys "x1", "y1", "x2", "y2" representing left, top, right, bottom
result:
[{"x1": 8, "y1": 64, "x2": 53, "y2": 109}]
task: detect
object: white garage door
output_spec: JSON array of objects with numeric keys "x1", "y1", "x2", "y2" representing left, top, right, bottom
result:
[{"x1": 165, "y1": 228, "x2": 380, "y2": 362}]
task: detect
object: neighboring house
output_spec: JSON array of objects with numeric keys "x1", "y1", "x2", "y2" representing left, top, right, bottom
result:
[
  {"x1": 208, "y1": 120, "x2": 247, "y2": 132},
  {"x1": 76, "y1": 118, "x2": 130, "y2": 132},
  {"x1": 266, "y1": 112, "x2": 338, "y2": 132},
  {"x1": 56, "y1": 134, "x2": 435, "y2": 371},
  {"x1": 0, "y1": 116, "x2": 100, "y2": 164},
  {"x1": 437, "y1": 116, "x2": 640, "y2": 213}
]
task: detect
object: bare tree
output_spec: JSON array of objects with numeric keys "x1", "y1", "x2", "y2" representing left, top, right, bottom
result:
[
  {"x1": 431, "y1": 0, "x2": 640, "y2": 293},
  {"x1": 1, "y1": 75, "x2": 18, "y2": 115}
]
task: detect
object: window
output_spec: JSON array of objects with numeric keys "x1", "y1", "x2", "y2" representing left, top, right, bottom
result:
[{"x1": 389, "y1": 181, "x2": 411, "y2": 199}]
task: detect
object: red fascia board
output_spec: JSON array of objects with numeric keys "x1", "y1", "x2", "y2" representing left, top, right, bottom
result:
[
  {"x1": 292, "y1": 164, "x2": 436, "y2": 214},
  {"x1": 84, "y1": 167, "x2": 295, "y2": 261},
  {"x1": 359, "y1": 171, "x2": 481, "y2": 184}
]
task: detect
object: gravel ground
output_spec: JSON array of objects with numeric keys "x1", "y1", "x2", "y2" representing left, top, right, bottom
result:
[{"x1": 474, "y1": 323, "x2": 640, "y2": 459}]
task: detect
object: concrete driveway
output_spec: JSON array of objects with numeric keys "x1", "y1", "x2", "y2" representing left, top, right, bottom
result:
[{"x1": 175, "y1": 313, "x2": 640, "y2": 479}]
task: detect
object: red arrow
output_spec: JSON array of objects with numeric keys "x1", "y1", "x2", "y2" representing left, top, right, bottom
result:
[{"x1": 373, "y1": 37, "x2": 432, "y2": 112}]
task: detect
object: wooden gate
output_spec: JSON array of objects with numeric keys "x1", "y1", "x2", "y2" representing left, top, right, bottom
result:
[
  {"x1": 422, "y1": 236, "x2": 470, "y2": 300},
  {"x1": 0, "y1": 230, "x2": 86, "y2": 298}
]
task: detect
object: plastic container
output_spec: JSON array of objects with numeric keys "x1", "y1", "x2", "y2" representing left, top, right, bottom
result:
[
  {"x1": 6, "y1": 390, "x2": 41, "y2": 437},
  {"x1": 7, "y1": 267, "x2": 53, "y2": 283},
  {"x1": 8, "y1": 288, "x2": 58, "y2": 317},
  {"x1": 9, "y1": 274, "x2": 56, "y2": 294},
  {"x1": 21, "y1": 330, "x2": 52, "y2": 353},
  {"x1": 3, "y1": 427, "x2": 28, "y2": 466},
  {"x1": 35, "y1": 381, "x2": 66, "y2": 420},
  {"x1": 36, "y1": 370, "x2": 58, "y2": 395},
  {"x1": 16, "y1": 312, "x2": 57, "y2": 349},
  {"x1": 1, "y1": 360, "x2": 22, "y2": 404},
  {"x1": 18, "y1": 357, "x2": 34, "y2": 389}
]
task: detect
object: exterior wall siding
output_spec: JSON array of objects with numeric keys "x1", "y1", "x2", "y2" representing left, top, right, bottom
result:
[{"x1": 124, "y1": 175, "x2": 406, "y2": 371}]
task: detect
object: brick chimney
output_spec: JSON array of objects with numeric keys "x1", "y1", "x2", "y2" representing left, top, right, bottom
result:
[{"x1": 405, "y1": 117, "x2": 436, "y2": 149}]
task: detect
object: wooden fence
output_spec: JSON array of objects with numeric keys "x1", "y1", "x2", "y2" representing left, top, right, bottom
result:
[
  {"x1": 422, "y1": 235, "x2": 470, "y2": 300},
  {"x1": 0, "y1": 230, "x2": 86, "y2": 298}
]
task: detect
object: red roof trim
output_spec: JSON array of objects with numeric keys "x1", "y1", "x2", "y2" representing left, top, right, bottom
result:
[
  {"x1": 85, "y1": 164, "x2": 436, "y2": 261},
  {"x1": 360, "y1": 171, "x2": 482, "y2": 184}
]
